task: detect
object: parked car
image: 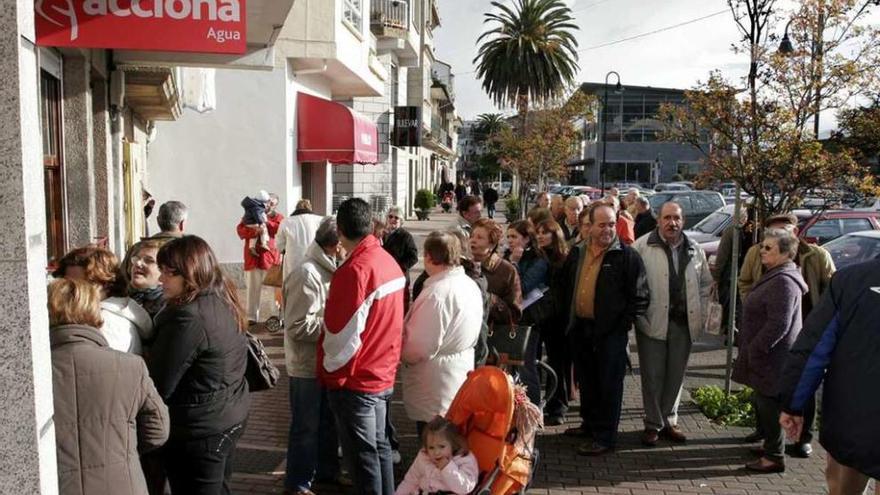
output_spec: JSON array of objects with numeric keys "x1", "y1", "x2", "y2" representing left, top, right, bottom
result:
[
  {"x1": 654, "y1": 182, "x2": 691, "y2": 192},
  {"x1": 822, "y1": 230, "x2": 880, "y2": 270},
  {"x1": 648, "y1": 190, "x2": 726, "y2": 229},
  {"x1": 795, "y1": 209, "x2": 880, "y2": 245}
]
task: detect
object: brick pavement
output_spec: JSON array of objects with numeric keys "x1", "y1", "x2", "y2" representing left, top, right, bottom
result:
[{"x1": 233, "y1": 207, "x2": 835, "y2": 495}]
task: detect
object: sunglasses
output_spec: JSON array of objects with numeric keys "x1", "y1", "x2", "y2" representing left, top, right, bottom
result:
[
  {"x1": 760, "y1": 244, "x2": 775, "y2": 252},
  {"x1": 387, "y1": 215, "x2": 400, "y2": 220}
]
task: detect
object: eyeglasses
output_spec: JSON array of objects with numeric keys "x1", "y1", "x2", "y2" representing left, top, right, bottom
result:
[
  {"x1": 159, "y1": 267, "x2": 179, "y2": 277},
  {"x1": 760, "y1": 244, "x2": 775, "y2": 252},
  {"x1": 131, "y1": 255, "x2": 157, "y2": 265},
  {"x1": 387, "y1": 215, "x2": 400, "y2": 220}
]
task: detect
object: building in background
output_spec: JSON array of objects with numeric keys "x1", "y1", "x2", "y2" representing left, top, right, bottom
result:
[{"x1": 570, "y1": 83, "x2": 705, "y2": 186}]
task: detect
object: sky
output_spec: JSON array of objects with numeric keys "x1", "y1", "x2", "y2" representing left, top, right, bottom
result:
[{"x1": 432, "y1": 0, "x2": 877, "y2": 135}]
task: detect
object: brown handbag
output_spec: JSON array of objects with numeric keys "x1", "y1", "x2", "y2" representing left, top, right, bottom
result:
[{"x1": 262, "y1": 264, "x2": 283, "y2": 287}]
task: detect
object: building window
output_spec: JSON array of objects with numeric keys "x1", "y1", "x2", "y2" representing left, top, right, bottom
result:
[
  {"x1": 343, "y1": 0, "x2": 362, "y2": 30},
  {"x1": 41, "y1": 69, "x2": 66, "y2": 265}
]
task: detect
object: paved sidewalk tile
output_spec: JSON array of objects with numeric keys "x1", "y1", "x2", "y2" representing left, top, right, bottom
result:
[{"x1": 233, "y1": 207, "x2": 834, "y2": 495}]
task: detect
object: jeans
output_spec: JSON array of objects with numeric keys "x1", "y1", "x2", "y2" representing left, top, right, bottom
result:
[
  {"x1": 328, "y1": 388, "x2": 394, "y2": 495},
  {"x1": 487, "y1": 202, "x2": 496, "y2": 218},
  {"x1": 163, "y1": 422, "x2": 245, "y2": 495},
  {"x1": 285, "y1": 378, "x2": 339, "y2": 491},
  {"x1": 569, "y1": 323, "x2": 629, "y2": 447}
]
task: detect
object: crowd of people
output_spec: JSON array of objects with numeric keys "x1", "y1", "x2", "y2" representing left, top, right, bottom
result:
[{"x1": 44, "y1": 185, "x2": 880, "y2": 495}]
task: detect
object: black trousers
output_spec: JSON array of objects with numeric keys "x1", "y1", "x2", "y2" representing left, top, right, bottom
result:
[
  {"x1": 569, "y1": 322, "x2": 629, "y2": 448},
  {"x1": 542, "y1": 328, "x2": 571, "y2": 417},
  {"x1": 163, "y1": 422, "x2": 245, "y2": 495}
]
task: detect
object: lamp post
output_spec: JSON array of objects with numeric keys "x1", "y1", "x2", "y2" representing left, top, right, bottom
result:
[{"x1": 601, "y1": 71, "x2": 622, "y2": 193}]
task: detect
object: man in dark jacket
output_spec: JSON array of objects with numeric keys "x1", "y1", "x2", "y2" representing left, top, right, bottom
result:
[
  {"x1": 633, "y1": 196, "x2": 657, "y2": 240},
  {"x1": 778, "y1": 260, "x2": 880, "y2": 492},
  {"x1": 560, "y1": 204, "x2": 650, "y2": 456},
  {"x1": 483, "y1": 186, "x2": 499, "y2": 219}
]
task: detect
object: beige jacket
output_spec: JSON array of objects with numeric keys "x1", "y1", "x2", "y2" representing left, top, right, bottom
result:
[
  {"x1": 283, "y1": 242, "x2": 336, "y2": 378},
  {"x1": 51, "y1": 325, "x2": 169, "y2": 495},
  {"x1": 738, "y1": 241, "x2": 835, "y2": 309},
  {"x1": 632, "y1": 230, "x2": 713, "y2": 341}
]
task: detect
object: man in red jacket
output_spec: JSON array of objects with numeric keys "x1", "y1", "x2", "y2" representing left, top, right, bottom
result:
[
  {"x1": 236, "y1": 193, "x2": 282, "y2": 326},
  {"x1": 319, "y1": 198, "x2": 405, "y2": 495}
]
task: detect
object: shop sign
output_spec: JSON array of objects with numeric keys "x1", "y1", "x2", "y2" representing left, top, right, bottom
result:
[
  {"x1": 393, "y1": 106, "x2": 422, "y2": 147},
  {"x1": 35, "y1": 0, "x2": 247, "y2": 54}
]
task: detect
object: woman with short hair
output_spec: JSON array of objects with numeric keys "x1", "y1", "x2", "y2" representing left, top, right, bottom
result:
[
  {"x1": 49, "y1": 278, "x2": 169, "y2": 495},
  {"x1": 469, "y1": 218, "x2": 522, "y2": 326},
  {"x1": 733, "y1": 228, "x2": 807, "y2": 473},
  {"x1": 383, "y1": 205, "x2": 419, "y2": 311},
  {"x1": 402, "y1": 232, "x2": 483, "y2": 434},
  {"x1": 150, "y1": 235, "x2": 251, "y2": 493}
]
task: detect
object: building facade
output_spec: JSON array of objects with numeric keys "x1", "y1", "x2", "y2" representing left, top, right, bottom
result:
[{"x1": 572, "y1": 82, "x2": 705, "y2": 186}]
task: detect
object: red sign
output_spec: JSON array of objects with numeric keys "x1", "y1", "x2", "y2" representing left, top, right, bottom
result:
[{"x1": 35, "y1": 0, "x2": 247, "y2": 54}]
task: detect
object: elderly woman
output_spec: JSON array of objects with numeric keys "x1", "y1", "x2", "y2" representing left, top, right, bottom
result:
[
  {"x1": 402, "y1": 232, "x2": 484, "y2": 435},
  {"x1": 55, "y1": 246, "x2": 154, "y2": 354},
  {"x1": 383, "y1": 205, "x2": 419, "y2": 311},
  {"x1": 151, "y1": 236, "x2": 250, "y2": 493},
  {"x1": 48, "y1": 278, "x2": 169, "y2": 494},
  {"x1": 124, "y1": 240, "x2": 166, "y2": 318},
  {"x1": 733, "y1": 228, "x2": 807, "y2": 473},
  {"x1": 469, "y1": 218, "x2": 522, "y2": 326}
]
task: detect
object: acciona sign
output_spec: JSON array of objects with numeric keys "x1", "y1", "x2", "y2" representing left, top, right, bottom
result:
[{"x1": 35, "y1": 0, "x2": 248, "y2": 54}]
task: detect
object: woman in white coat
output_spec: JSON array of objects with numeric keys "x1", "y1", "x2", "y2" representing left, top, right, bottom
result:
[{"x1": 402, "y1": 232, "x2": 484, "y2": 434}]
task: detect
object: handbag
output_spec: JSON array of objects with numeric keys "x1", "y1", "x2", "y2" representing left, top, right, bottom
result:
[
  {"x1": 487, "y1": 317, "x2": 532, "y2": 366},
  {"x1": 245, "y1": 331, "x2": 280, "y2": 392},
  {"x1": 262, "y1": 264, "x2": 283, "y2": 288},
  {"x1": 704, "y1": 285, "x2": 724, "y2": 336}
]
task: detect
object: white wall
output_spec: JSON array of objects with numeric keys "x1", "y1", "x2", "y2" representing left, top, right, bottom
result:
[{"x1": 148, "y1": 66, "x2": 288, "y2": 264}]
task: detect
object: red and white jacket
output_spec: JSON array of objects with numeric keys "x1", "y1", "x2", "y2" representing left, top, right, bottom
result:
[{"x1": 319, "y1": 235, "x2": 405, "y2": 392}]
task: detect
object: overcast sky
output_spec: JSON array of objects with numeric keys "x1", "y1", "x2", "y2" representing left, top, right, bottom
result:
[{"x1": 432, "y1": 0, "x2": 877, "y2": 134}]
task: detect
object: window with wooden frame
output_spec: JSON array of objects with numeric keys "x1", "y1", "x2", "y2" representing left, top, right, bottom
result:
[{"x1": 41, "y1": 69, "x2": 66, "y2": 265}]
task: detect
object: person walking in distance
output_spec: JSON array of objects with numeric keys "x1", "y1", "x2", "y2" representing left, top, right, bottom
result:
[
  {"x1": 632, "y1": 202, "x2": 712, "y2": 446},
  {"x1": 483, "y1": 185, "x2": 499, "y2": 219},
  {"x1": 319, "y1": 198, "x2": 406, "y2": 495},
  {"x1": 561, "y1": 204, "x2": 649, "y2": 455}
]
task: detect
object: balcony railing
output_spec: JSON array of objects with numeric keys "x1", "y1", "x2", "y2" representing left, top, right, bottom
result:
[
  {"x1": 371, "y1": 0, "x2": 409, "y2": 37},
  {"x1": 430, "y1": 114, "x2": 450, "y2": 151}
]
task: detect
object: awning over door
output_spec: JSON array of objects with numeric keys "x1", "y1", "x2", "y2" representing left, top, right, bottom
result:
[{"x1": 297, "y1": 93, "x2": 379, "y2": 165}]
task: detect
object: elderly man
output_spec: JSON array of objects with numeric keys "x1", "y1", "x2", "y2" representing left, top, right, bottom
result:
[
  {"x1": 633, "y1": 196, "x2": 657, "y2": 240},
  {"x1": 283, "y1": 217, "x2": 343, "y2": 494},
  {"x1": 633, "y1": 202, "x2": 712, "y2": 446},
  {"x1": 452, "y1": 195, "x2": 483, "y2": 238},
  {"x1": 277, "y1": 199, "x2": 324, "y2": 283},
  {"x1": 149, "y1": 200, "x2": 188, "y2": 241},
  {"x1": 561, "y1": 204, "x2": 649, "y2": 456},
  {"x1": 550, "y1": 194, "x2": 566, "y2": 224},
  {"x1": 561, "y1": 196, "x2": 584, "y2": 242},
  {"x1": 237, "y1": 193, "x2": 283, "y2": 326},
  {"x1": 738, "y1": 212, "x2": 835, "y2": 458}
]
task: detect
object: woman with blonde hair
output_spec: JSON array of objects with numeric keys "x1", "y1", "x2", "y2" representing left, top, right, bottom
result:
[
  {"x1": 150, "y1": 235, "x2": 250, "y2": 493},
  {"x1": 49, "y1": 278, "x2": 169, "y2": 494}
]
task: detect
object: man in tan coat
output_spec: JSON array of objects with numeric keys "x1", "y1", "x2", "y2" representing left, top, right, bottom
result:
[{"x1": 738, "y1": 212, "x2": 835, "y2": 458}]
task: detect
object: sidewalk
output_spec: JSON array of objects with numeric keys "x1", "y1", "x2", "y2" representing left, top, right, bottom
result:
[{"x1": 233, "y1": 208, "x2": 832, "y2": 495}]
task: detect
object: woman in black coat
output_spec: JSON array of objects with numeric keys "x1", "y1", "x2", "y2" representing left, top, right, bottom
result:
[
  {"x1": 733, "y1": 228, "x2": 807, "y2": 473},
  {"x1": 151, "y1": 236, "x2": 251, "y2": 494},
  {"x1": 382, "y1": 206, "x2": 419, "y2": 311}
]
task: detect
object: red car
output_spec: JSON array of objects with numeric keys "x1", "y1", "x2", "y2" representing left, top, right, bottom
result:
[{"x1": 794, "y1": 209, "x2": 880, "y2": 245}]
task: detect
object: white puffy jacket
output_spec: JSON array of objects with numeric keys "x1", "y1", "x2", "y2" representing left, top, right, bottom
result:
[
  {"x1": 100, "y1": 297, "x2": 154, "y2": 354},
  {"x1": 402, "y1": 266, "x2": 483, "y2": 422}
]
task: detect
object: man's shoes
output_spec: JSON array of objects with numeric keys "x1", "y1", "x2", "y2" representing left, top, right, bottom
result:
[
  {"x1": 641, "y1": 428, "x2": 659, "y2": 447},
  {"x1": 544, "y1": 415, "x2": 565, "y2": 426},
  {"x1": 743, "y1": 430, "x2": 764, "y2": 443},
  {"x1": 785, "y1": 442, "x2": 813, "y2": 458},
  {"x1": 661, "y1": 425, "x2": 687, "y2": 444},
  {"x1": 392, "y1": 450, "x2": 402, "y2": 465},
  {"x1": 577, "y1": 441, "x2": 612, "y2": 457},
  {"x1": 745, "y1": 458, "x2": 785, "y2": 473},
  {"x1": 749, "y1": 446, "x2": 766, "y2": 457},
  {"x1": 563, "y1": 424, "x2": 591, "y2": 438}
]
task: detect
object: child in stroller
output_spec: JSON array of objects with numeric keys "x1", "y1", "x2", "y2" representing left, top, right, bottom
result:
[
  {"x1": 395, "y1": 416, "x2": 479, "y2": 495},
  {"x1": 441, "y1": 191, "x2": 455, "y2": 212}
]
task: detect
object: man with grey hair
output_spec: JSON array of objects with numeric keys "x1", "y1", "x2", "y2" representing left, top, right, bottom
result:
[
  {"x1": 632, "y1": 201, "x2": 712, "y2": 446},
  {"x1": 633, "y1": 196, "x2": 657, "y2": 239},
  {"x1": 149, "y1": 200, "x2": 188, "y2": 241},
  {"x1": 283, "y1": 216, "x2": 344, "y2": 493}
]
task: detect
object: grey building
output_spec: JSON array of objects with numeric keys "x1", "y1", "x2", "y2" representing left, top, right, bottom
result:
[{"x1": 571, "y1": 82, "x2": 706, "y2": 186}]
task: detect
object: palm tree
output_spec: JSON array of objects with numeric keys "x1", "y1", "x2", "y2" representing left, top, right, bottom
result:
[
  {"x1": 474, "y1": 0, "x2": 580, "y2": 117},
  {"x1": 475, "y1": 113, "x2": 508, "y2": 140}
]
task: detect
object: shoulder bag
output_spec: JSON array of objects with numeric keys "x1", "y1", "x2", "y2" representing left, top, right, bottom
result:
[
  {"x1": 245, "y1": 331, "x2": 280, "y2": 392},
  {"x1": 487, "y1": 316, "x2": 532, "y2": 367}
]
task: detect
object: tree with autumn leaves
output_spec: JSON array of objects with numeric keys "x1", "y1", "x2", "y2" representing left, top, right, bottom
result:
[{"x1": 659, "y1": 0, "x2": 880, "y2": 224}]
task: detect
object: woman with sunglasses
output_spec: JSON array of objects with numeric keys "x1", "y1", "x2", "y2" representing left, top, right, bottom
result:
[
  {"x1": 733, "y1": 228, "x2": 807, "y2": 473},
  {"x1": 382, "y1": 206, "x2": 419, "y2": 312},
  {"x1": 150, "y1": 235, "x2": 251, "y2": 494}
]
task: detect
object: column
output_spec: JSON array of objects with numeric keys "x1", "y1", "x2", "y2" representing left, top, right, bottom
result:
[
  {"x1": 63, "y1": 55, "x2": 97, "y2": 249},
  {"x1": 0, "y1": 1, "x2": 59, "y2": 493}
]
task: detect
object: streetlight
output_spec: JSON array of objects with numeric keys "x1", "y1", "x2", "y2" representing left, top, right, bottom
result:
[
  {"x1": 778, "y1": 18, "x2": 795, "y2": 55},
  {"x1": 601, "y1": 71, "x2": 622, "y2": 193}
]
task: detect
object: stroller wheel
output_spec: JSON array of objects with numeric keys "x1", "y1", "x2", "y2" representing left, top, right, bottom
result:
[{"x1": 265, "y1": 316, "x2": 283, "y2": 334}]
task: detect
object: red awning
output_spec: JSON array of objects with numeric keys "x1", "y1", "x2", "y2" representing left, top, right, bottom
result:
[{"x1": 297, "y1": 93, "x2": 379, "y2": 165}]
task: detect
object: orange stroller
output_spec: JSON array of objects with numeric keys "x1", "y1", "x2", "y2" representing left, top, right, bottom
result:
[{"x1": 445, "y1": 365, "x2": 556, "y2": 495}]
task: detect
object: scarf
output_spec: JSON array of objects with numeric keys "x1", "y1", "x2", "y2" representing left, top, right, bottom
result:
[{"x1": 129, "y1": 286, "x2": 166, "y2": 318}]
